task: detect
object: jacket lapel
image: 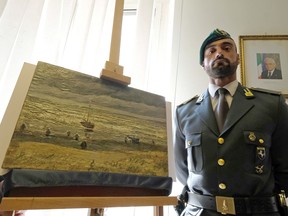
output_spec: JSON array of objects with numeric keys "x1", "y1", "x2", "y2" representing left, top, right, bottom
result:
[
  {"x1": 222, "y1": 84, "x2": 255, "y2": 134},
  {"x1": 195, "y1": 85, "x2": 255, "y2": 135},
  {"x1": 195, "y1": 89, "x2": 219, "y2": 135}
]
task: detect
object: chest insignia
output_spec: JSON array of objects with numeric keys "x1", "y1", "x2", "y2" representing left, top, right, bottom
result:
[
  {"x1": 255, "y1": 165, "x2": 264, "y2": 174},
  {"x1": 248, "y1": 132, "x2": 256, "y2": 142},
  {"x1": 256, "y1": 147, "x2": 266, "y2": 160}
]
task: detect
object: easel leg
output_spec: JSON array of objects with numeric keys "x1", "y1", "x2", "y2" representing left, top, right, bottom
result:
[
  {"x1": 153, "y1": 206, "x2": 163, "y2": 216},
  {"x1": 88, "y1": 208, "x2": 104, "y2": 216}
]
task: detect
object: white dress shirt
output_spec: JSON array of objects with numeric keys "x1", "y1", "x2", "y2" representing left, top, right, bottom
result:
[{"x1": 208, "y1": 80, "x2": 238, "y2": 111}]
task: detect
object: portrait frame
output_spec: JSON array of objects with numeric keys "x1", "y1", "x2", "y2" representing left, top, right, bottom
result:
[{"x1": 239, "y1": 35, "x2": 288, "y2": 98}]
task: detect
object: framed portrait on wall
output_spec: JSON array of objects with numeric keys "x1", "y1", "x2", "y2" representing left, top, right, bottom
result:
[{"x1": 239, "y1": 35, "x2": 288, "y2": 98}]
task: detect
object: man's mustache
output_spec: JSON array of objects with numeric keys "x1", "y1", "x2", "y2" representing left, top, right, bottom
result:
[{"x1": 212, "y1": 57, "x2": 230, "y2": 66}]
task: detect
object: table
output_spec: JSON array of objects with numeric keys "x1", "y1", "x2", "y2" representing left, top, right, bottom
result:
[{"x1": 0, "y1": 196, "x2": 178, "y2": 216}]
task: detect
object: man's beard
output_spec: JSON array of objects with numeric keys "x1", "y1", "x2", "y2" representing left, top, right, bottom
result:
[{"x1": 208, "y1": 58, "x2": 237, "y2": 78}]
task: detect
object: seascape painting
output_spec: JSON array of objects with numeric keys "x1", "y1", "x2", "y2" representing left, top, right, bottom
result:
[{"x1": 2, "y1": 62, "x2": 168, "y2": 177}]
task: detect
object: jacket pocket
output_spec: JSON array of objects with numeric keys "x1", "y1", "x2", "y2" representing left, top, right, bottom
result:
[{"x1": 186, "y1": 133, "x2": 203, "y2": 173}]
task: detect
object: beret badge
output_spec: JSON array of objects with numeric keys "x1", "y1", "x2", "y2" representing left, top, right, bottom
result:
[{"x1": 199, "y1": 29, "x2": 232, "y2": 65}]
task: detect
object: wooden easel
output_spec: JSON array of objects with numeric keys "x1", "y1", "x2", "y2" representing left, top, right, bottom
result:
[
  {"x1": 100, "y1": 0, "x2": 131, "y2": 86},
  {"x1": 0, "y1": 1, "x2": 176, "y2": 216}
]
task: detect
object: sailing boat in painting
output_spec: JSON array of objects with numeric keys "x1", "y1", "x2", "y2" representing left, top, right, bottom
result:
[{"x1": 80, "y1": 103, "x2": 94, "y2": 131}]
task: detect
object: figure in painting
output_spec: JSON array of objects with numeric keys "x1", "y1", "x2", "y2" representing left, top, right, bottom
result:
[{"x1": 260, "y1": 57, "x2": 282, "y2": 79}]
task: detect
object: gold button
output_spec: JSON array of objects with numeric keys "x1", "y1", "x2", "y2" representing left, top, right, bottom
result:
[
  {"x1": 219, "y1": 183, "x2": 226, "y2": 190},
  {"x1": 218, "y1": 137, "x2": 224, "y2": 144},
  {"x1": 259, "y1": 139, "x2": 264, "y2": 144},
  {"x1": 187, "y1": 140, "x2": 192, "y2": 146},
  {"x1": 218, "y1": 159, "x2": 225, "y2": 166}
]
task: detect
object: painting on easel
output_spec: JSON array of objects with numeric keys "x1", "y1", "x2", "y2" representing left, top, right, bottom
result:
[{"x1": 2, "y1": 62, "x2": 168, "y2": 177}]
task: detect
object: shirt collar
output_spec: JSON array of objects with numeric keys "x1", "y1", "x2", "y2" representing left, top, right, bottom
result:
[{"x1": 208, "y1": 80, "x2": 238, "y2": 97}]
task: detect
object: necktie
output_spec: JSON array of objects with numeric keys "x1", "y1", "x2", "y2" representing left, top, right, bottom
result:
[
  {"x1": 268, "y1": 71, "x2": 272, "y2": 78},
  {"x1": 215, "y1": 88, "x2": 229, "y2": 132}
]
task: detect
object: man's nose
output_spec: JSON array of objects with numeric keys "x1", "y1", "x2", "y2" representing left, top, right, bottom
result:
[{"x1": 216, "y1": 52, "x2": 224, "y2": 59}]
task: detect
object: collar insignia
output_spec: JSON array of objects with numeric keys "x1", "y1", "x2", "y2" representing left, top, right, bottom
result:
[
  {"x1": 243, "y1": 88, "x2": 254, "y2": 98},
  {"x1": 196, "y1": 93, "x2": 204, "y2": 104}
]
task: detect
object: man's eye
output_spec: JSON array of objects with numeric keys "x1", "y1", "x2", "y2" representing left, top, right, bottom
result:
[
  {"x1": 208, "y1": 49, "x2": 215, "y2": 54},
  {"x1": 223, "y1": 46, "x2": 231, "y2": 51}
]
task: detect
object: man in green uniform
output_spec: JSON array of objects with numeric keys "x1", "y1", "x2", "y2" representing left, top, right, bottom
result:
[{"x1": 174, "y1": 29, "x2": 288, "y2": 215}]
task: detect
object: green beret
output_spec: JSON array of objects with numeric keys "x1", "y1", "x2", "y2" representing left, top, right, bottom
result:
[{"x1": 199, "y1": 29, "x2": 232, "y2": 65}]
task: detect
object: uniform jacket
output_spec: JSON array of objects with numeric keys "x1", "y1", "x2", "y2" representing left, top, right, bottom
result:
[{"x1": 174, "y1": 83, "x2": 288, "y2": 215}]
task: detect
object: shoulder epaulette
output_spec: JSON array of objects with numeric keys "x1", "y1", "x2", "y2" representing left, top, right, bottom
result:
[
  {"x1": 177, "y1": 95, "x2": 199, "y2": 107},
  {"x1": 251, "y1": 87, "x2": 281, "y2": 95}
]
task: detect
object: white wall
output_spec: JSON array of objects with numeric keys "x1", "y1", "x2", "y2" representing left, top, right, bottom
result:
[{"x1": 170, "y1": 0, "x2": 288, "y2": 106}]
